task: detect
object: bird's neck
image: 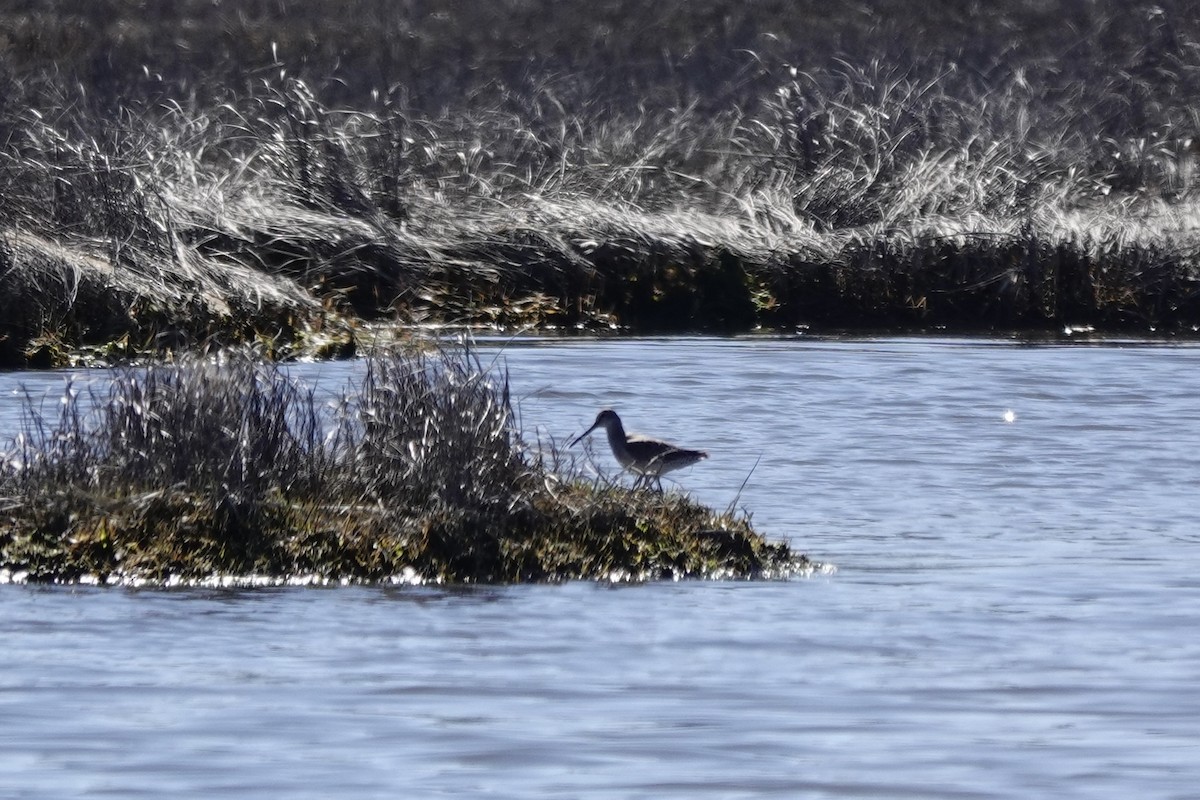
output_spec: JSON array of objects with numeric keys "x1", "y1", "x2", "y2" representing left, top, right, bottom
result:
[{"x1": 604, "y1": 418, "x2": 627, "y2": 448}]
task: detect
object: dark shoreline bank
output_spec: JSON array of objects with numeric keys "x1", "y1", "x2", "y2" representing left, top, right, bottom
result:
[{"x1": 3, "y1": 1, "x2": 1199, "y2": 367}]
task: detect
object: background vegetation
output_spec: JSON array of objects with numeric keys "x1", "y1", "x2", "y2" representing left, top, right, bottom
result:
[{"x1": 3, "y1": 0, "x2": 1200, "y2": 366}]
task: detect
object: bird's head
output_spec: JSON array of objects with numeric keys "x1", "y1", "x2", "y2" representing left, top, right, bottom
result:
[{"x1": 569, "y1": 408, "x2": 621, "y2": 447}]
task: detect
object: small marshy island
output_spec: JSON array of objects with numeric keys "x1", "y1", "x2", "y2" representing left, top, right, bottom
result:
[{"x1": 0, "y1": 347, "x2": 804, "y2": 585}]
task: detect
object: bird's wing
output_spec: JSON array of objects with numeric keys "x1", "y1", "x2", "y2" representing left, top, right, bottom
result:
[{"x1": 626, "y1": 433, "x2": 671, "y2": 446}]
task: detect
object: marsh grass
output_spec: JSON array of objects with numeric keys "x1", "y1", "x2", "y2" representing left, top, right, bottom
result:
[
  {"x1": 3, "y1": 0, "x2": 1200, "y2": 358},
  {"x1": 0, "y1": 77, "x2": 353, "y2": 368},
  {"x1": 0, "y1": 346, "x2": 800, "y2": 584}
]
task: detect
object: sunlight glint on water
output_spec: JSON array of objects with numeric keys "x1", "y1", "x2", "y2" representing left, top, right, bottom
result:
[{"x1": 2, "y1": 337, "x2": 1199, "y2": 799}]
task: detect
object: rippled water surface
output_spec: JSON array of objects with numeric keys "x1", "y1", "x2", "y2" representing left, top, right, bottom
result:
[{"x1": 2, "y1": 337, "x2": 1199, "y2": 799}]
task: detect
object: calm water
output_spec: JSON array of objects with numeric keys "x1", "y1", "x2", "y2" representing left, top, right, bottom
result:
[{"x1": 2, "y1": 337, "x2": 1199, "y2": 799}]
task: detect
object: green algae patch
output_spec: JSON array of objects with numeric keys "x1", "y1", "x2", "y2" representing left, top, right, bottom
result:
[
  {"x1": 0, "y1": 348, "x2": 804, "y2": 585},
  {"x1": 500, "y1": 483, "x2": 797, "y2": 582}
]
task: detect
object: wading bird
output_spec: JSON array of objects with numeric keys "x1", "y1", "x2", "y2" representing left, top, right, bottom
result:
[{"x1": 569, "y1": 409, "x2": 707, "y2": 491}]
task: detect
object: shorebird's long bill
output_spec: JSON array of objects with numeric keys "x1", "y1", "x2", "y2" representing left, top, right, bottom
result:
[{"x1": 569, "y1": 422, "x2": 600, "y2": 448}]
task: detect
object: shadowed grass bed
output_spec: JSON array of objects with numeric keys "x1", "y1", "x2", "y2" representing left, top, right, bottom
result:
[{"x1": 0, "y1": 347, "x2": 803, "y2": 585}]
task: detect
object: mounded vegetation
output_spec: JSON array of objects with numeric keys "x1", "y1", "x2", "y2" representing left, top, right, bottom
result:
[{"x1": 0, "y1": 347, "x2": 802, "y2": 584}]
